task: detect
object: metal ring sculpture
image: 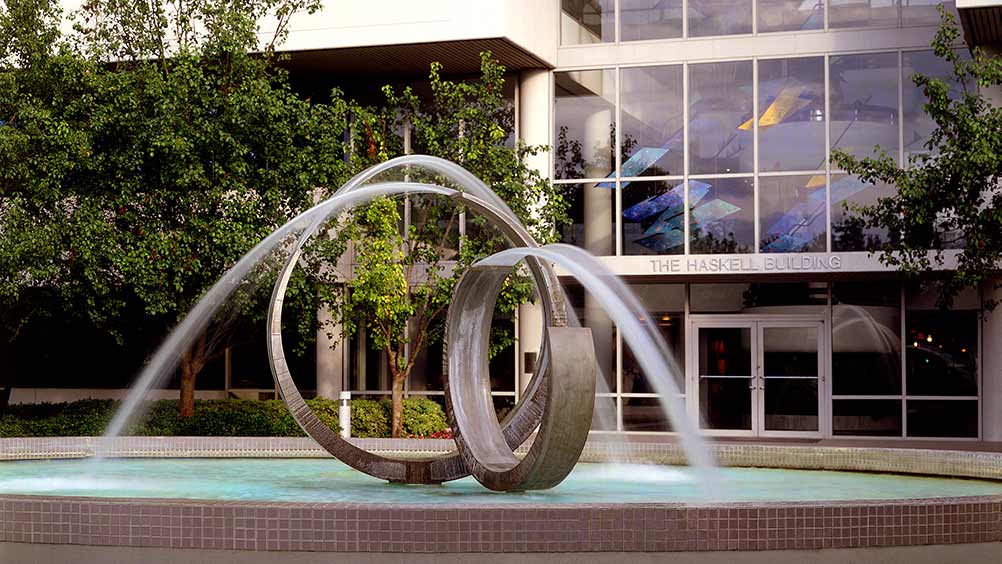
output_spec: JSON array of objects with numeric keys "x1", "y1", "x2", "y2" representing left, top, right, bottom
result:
[{"x1": 267, "y1": 156, "x2": 595, "y2": 490}]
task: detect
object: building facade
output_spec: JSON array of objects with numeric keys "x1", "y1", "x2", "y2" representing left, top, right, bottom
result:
[
  {"x1": 17, "y1": 1, "x2": 1002, "y2": 443},
  {"x1": 271, "y1": 0, "x2": 1001, "y2": 442}
]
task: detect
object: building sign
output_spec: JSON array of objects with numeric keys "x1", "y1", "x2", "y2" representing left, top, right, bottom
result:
[{"x1": 649, "y1": 255, "x2": 843, "y2": 274}]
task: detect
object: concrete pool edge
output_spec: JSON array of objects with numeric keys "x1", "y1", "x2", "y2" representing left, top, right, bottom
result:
[
  {"x1": 0, "y1": 492, "x2": 1000, "y2": 553},
  {"x1": 1, "y1": 437, "x2": 1001, "y2": 553}
]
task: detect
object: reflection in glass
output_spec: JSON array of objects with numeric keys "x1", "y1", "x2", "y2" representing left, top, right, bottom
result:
[
  {"x1": 623, "y1": 397, "x2": 676, "y2": 432},
  {"x1": 833, "y1": 399, "x2": 902, "y2": 436},
  {"x1": 762, "y1": 326, "x2": 819, "y2": 432},
  {"x1": 830, "y1": 174, "x2": 896, "y2": 251},
  {"x1": 758, "y1": 57, "x2": 826, "y2": 172},
  {"x1": 698, "y1": 327, "x2": 752, "y2": 430},
  {"x1": 759, "y1": 175, "x2": 828, "y2": 253},
  {"x1": 901, "y1": 1, "x2": 957, "y2": 27},
  {"x1": 562, "y1": 282, "x2": 617, "y2": 392},
  {"x1": 691, "y1": 283, "x2": 828, "y2": 314},
  {"x1": 621, "y1": 65, "x2": 684, "y2": 178},
  {"x1": 688, "y1": 0, "x2": 752, "y2": 37},
  {"x1": 689, "y1": 61, "x2": 754, "y2": 174},
  {"x1": 559, "y1": 183, "x2": 615, "y2": 256},
  {"x1": 560, "y1": 0, "x2": 615, "y2": 44},
  {"x1": 555, "y1": 70, "x2": 616, "y2": 180},
  {"x1": 907, "y1": 400, "x2": 977, "y2": 437},
  {"x1": 621, "y1": 0, "x2": 683, "y2": 41},
  {"x1": 906, "y1": 310, "x2": 978, "y2": 396},
  {"x1": 830, "y1": 52, "x2": 900, "y2": 162},
  {"x1": 622, "y1": 180, "x2": 685, "y2": 255},
  {"x1": 689, "y1": 177, "x2": 754, "y2": 254},
  {"x1": 758, "y1": 0, "x2": 825, "y2": 32},
  {"x1": 832, "y1": 282, "x2": 902, "y2": 395},
  {"x1": 622, "y1": 283, "x2": 685, "y2": 392},
  {"x1": 830, "y1": 0, "x2": 899, "y2": 29},
  {"x1": 903, "y1": 49, "x2": 968, "y2": 164}
]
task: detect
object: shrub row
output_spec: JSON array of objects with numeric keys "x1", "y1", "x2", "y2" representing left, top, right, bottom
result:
[{"x1": 0, "y1": 397, "x2": 448, "y2": 438}]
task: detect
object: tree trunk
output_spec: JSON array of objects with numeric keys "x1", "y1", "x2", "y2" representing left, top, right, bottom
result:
[
  {"x1": 179, "y1": 333, "x2": 207, "y2": 418},
  {"x1": 390, "y1": 374, "x2": 405, "y2": 438}
]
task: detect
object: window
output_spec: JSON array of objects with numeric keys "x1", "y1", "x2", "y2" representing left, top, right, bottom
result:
[
  {"x1": 689, "y1": 178, "x2": 755, "y2": 254},
  {"x1": 758, "y1": 57, "x2": 826, "y2": 173},
  {"x1": 621, "y1": 65, "x2": 684, "y2": 178},
  {"x1": 758, "y1": 0, "x2": 825, "y2": 32},
  {"x1": 621, "y1": 0, "x2": 683, "y2": 41},
  {"x1": 830, "y1": 52, "x2": 900, "y2": 163},
  {"x1": 622, "y1": 180, "x2": 686, "y2": 255},
  {"x1": 830, "y1": 174, "x2": 897, "y2": 251},
  {"x1": 559, "y1": 183, "x2": 616, "y2": 255},
  {"x1": 561, "y1": 0, "x2": 615, "y2": 44},
  {"x1": 902, "y1": 49, "x2": 969, "y2": 164},
  {"x1": 759, "y1": 175, "x2": 828, "y2": 253},
  {"x1": 830, "y1": 0, "x2": 899, "y2": 29},
  {"x1": 689, "y1": 61, "x2": 754, "y2": 175},
  {"x1": 688, "y1": 0, "x2": 753, "y2": 37},
  {"x1": 832, "y1": 282, "x2": 902, "y2": 396},
  {"x1": 904, "y1": 282, "x2": 979, "y2": 437},
  {"x1": 901, "y1": 1, "x2": 957, "y2": 27},
  {"x1": 555, "y1": 70, "x2": 617, "y2": 180}
]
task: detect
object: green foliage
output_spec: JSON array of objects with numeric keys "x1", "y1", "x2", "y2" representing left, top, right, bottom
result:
[
  {"x1": 399, "y1": 397, "x2": 448, "y2": 437},
  {"x1": 831, "y1": 5, "x2": 1002, "y2": 309},
  {"x1": 349, "y1": 399, "x2": 390, "y2": 438},
  {"x1": 310, "y1": 53, "x2": 568, "y2": 437},
  {"x1": 0, "y1": 1, "x2": 352, "y2": 413},
  {"x1": 0, "y1": 397, "x2": 449, "y2": 438}
]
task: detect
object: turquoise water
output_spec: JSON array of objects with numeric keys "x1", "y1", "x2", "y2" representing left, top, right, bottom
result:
[{"x1": 0, "y1": 458, "x2": 1000, "y2": 504}]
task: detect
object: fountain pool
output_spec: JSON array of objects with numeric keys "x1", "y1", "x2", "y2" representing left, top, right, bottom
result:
[
  {"x1": 2, "y1": 458, "x2": 1002, "y2": 504},
  {"x1": 2, "y1": 438, "x2": 1001, "y2": 562}
]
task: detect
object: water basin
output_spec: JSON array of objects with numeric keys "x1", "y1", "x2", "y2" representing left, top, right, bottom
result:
[{"x1": 2, "y1": 458, "x2": 1000, "y2": 504}]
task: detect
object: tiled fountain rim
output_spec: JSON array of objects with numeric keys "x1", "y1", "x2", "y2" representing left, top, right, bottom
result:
[
  {"x1": 3, "y1": 435, "x2": 1002, "y2": 481},
  {"x1": 2, "y1": 437, "x2": 1002, "y2": 552}
]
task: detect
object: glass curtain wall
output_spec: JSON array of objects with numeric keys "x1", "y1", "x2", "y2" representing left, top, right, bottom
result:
[
  {"x1": 554, "y1": 48, "x2": 964, "y2": 257},
  {"x1": 562, "y1": 280, "x2": 980, "y2": 437},
  {"x1": 560, "y1": 1, "x2": 955, "y2": 44}
]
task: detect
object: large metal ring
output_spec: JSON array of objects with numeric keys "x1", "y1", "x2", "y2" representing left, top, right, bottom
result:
[
  {"x1": 445, "y1": 264, "x2": 597, "y2": 491},
  {"x1": 268, "y1": 182, "x2": 566, "y2": 483}
]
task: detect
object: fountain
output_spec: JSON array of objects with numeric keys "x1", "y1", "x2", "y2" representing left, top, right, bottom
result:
[{"x1": 1, "y1": 157, "x2": 1001, "y2": 562}]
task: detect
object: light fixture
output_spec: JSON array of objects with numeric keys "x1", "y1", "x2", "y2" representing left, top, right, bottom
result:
[
  {"x1": 961, "y1": 348, "x2": 967, "y2": 353},
  {"x1": 661, "y1": 315, "x2": 671, "y2": 322},
  {"x1": 912, "y1": 341, "x2": 918, "y2": 348},
  {"x1": 926, "y1": 335, "x2": 933, "y2": 343}
]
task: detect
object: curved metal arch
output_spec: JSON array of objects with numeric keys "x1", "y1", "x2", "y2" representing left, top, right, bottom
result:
[
  {"x1": 267, "y1": 180, "x2": 567, "y2": 484},
  {"x1": 446, "y1": 243, "x2": 717, "y2": 491}
]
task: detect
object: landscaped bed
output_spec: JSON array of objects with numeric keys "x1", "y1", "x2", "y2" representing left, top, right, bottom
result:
[{"x1": 0, "y1": 398, "x2": 449, "y2": 438}]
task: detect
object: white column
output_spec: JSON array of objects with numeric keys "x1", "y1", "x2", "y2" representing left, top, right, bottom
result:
[
  {"x1": 519, "y1": 69, "x2": 551, "y2": 179},
  {"x1": 982, "y1": 276, "x2": 1002, "y2": 441},
  {"x1": 518, "y1": 302, "x2": 544, "y2": 391},
  {"x1": 516, "y1": 69, "x2": 552, "y2": 390},
  {"x1": 316, "y1": 306, "x2": 346, "y2": 400}
]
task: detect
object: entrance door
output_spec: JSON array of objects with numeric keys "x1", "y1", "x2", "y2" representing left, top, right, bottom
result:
[{"x1": 690, "y1": 318, "x2": 824, "y2": 437}]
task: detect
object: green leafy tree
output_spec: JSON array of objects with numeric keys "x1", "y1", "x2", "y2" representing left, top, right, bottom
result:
[
  {"x1": 309, "y1": 54, "x2": 569, "y2": 438},
  {"x1": 832, "y1": 6, "x2": 1002, "y2": 309},
  {"x1": 0, "y1": 0, "x2": 350, "y2": 416}
]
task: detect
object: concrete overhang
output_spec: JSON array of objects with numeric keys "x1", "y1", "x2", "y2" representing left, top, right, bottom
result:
[
  {"x1": 265, "y1": 0, "x2": 558, "y2": 76},
  {"x1": 958, "y1": 0, "x2": 1002, "y2": 47}
]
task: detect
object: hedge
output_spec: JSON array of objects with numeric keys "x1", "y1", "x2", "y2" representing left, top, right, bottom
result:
[{"x1": 0, "y1": 397, "x2": 448, "y2": 438}]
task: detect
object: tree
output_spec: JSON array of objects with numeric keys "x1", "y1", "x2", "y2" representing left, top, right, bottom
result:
[
  {"x1": 0, "y1": 0, "x2": 350, "y2": 416},
  {"x1": 309, "y1": 54, "x2": 569, "y2": 438},
  {"x1": 832, "y1": 6, "x2": 1002, "y2": 309}
]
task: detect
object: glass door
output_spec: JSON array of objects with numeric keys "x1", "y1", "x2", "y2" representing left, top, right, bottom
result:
[
  {"x1": 691, "y1": 317, "x2": 824, "y2": 437},
  {"x1": 758, "y1": 322, "x2": 823, "y2": 436},
  {"x1": 696, "y1": 323, "x2": 756, "y2": 433}
]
